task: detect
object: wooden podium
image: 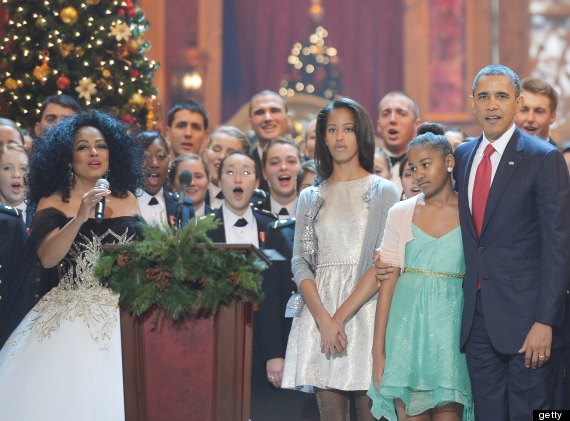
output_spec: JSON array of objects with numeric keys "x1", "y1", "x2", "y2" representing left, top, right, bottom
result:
[{"x1": 119, "y1": 244, "x2": 268, "y2": 421}]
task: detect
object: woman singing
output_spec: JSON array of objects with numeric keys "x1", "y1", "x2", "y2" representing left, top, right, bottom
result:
[{"x1": 0, "y1": 110, "x2": 143, "y2": 421}]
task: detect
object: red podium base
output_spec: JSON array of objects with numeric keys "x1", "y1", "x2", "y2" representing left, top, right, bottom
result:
[{"x1": 120, "y1": 301, "x2": 253, "y2": 421}]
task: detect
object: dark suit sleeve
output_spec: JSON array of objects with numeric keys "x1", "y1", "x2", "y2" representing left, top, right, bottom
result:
[
  {"x1": 535, "y1": 149, "x2": 570, "y2": 326},
  {"x1": 0, "y1": 215, "x2": 28, "y2": 347},
  {"x1": 257, "y1": 225, "x2": 296, "y2": 361},
  {"x1": 0, "y1": 214, "x2": 27, "y2": 278}
]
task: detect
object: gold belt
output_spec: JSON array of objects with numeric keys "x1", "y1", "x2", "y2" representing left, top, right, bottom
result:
[{"x1": 403, "y1": 268, "x2": 464, "y2": 279}]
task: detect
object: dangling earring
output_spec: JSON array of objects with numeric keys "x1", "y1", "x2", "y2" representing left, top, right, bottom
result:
[
  {"x1": 67, "y1": 164, "x2": 74, "y2": 187},
  {"x1": 447, "y1": 167, "x2": 453, "y2": 173},
  {"x1": 104, "y1": 168, "x2": 110, "y2": 180}
]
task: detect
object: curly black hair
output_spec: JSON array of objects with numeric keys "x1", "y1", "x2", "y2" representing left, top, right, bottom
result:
[{"x1": 27, "y1": 110, "x2": 144, "y2": 207}]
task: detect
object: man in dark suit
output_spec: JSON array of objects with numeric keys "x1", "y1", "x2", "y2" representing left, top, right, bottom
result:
[
  {"x1": 258, "y1": 218, "x2": 296, "y2": 382},
  {"x1": 515, "y1": 77, "x2": 570, "y2": 408},
  {"x1": 248, "y1": 90, "x2": 292, "y2": 192},
  {"x1": 454, "y1": 64, "x2": 570, "y2": 419},
  {"x1": 252, "y1": 218, "x2": 319, "y2": 421},
  {"x1": 0, "y1": 204, "x2": 27, "y2": 346}
]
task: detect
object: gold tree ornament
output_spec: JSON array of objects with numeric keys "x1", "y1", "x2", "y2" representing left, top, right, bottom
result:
[
  {"x1": 86, "y1": 0, "x2": 101, "y2": 5},
  {"x1": 60, "y1": 6, "x2": 79, "y2": 25},
  {"x1": 4, "y1": 78, "x2": 18, "y2": 90},
  {"x1": 58, "y1": 42, "x2": 75, "y2": 58},
  {"x1": 309, "y1": 0, "x2": 324, "y2": 22},
  {"x1": 145, "y1": 97, "x2": 158, "y2": 130},
  {"x1": 127, "y1": 39, "x2": 142, "y2": 53},
  {"x1": 129, "y1": 92, "x2": 145, "y2": 107},
  {"x1": 74, "y1": 46, "x2": 85, "y2": 58},
  {"x1": 33, "y1": 61, "x2": 50, "y2": 81}
]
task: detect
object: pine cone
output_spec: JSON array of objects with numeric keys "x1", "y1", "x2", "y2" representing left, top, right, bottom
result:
[
  {"x1": 228, "y1": 272, "x2": 240, "y2": 286},
  {"x1": 146, "y1": 267, "x2": 172, "y2": 291},
  {"x1": 116, "y1": 252, "x2": 131, "y2": 268}
]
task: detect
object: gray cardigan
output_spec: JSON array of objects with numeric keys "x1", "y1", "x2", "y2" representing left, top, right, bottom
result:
[{"x1": 291, "y1": 175, "x2": 400, "y2": 288}]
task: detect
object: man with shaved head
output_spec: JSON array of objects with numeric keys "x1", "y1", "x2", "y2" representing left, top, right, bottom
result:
[{"x1": 376, "y1": 91, "x2": 421, "y2": 192}]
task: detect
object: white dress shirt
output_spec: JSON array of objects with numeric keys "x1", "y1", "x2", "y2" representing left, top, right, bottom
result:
[
  {"x1": 193, "y1": 201, "x2": 206, "y2": 217},
  {"x1": 468, "y1": 123, "x2": 516, "y2": 212},
  {"x1": 137, "y1": 188, "x2": 168, "y2": 226},
  {"x1": 270, "y1": 196, "x2": 297, "y2": 220},
  {"x1": 222, "y1": 205, "x2": 259, "y2": 247},
  {"x1": 15, "y1": 202, "x2": 27, "y2": 223},
  {"x1": 208, "y1": 184, "x2": 224, "y2": 209}
]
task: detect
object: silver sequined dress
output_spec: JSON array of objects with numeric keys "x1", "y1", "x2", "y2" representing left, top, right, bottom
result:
[
  {"x1": 0, "y1": 209, "x2": 140, "y2": 421},
  {"x1": 282, "y1": 176, "x2": 386, "y2": 391}
]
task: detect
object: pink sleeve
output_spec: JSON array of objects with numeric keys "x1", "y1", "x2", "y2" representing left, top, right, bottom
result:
[{"x1": 378, "y1": 205, "x2": 402, "y2": 268}]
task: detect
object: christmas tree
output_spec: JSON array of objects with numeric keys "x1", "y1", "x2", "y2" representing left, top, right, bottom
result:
[
  {"x1": 279, "y1": 1, "x2": 341, "y2": 100},
  {"x1": 0, "y1": 0, "x2": 159, "y2": 130}
]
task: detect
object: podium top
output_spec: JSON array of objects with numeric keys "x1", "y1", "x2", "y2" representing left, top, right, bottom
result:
[{"x1": 200, "y1": 243, "x2": 271, "y2": 265}]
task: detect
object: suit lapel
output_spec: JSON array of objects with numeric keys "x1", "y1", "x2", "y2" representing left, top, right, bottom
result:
[
  {"x1": 211, "y1": 207, "x2": 226, "y2": 242},
  {"x1": 462, "y1": 137, "x2": 482, "y2": 239},
  {"x1": 163, "y1": 190, "x2": 178, "y2": 227},
  {"x1": 204, "y1": 189, "x2": 211, "y2": 207},
  {"x1": 480, "y1": 129, "x2": 523, "y2": 236},
  {"x1": 252, "y1": 211, "x2": 266, "y2": 247}
]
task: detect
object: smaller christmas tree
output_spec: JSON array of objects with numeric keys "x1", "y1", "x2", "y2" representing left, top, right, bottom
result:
[
  {"x1": 280, "y1": 0, "x2": 341, "y2": 99},
  {"x1": 0, "y1": 0, "x2": 159, "y2": 130}
]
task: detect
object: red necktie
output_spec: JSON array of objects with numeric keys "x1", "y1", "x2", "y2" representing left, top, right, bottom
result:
[
  {"x1": 472, "y1": 144, "x2": 495, "y2": 289},
  {"x1": 472, "y1": 144, "x2": 495, "y2": 236}
]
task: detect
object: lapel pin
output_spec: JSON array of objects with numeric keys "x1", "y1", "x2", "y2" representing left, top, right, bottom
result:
[{"x1": 508, "y1": 161, "x2": 515, "y2": 166}]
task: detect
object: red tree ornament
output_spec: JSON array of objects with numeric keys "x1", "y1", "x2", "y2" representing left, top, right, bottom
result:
[{"x1": 56, "y1": 75, "x2": 71, "y2": 91}]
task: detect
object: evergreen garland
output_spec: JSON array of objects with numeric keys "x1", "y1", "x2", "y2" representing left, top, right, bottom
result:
[{"x1": 93, "y1": 216, "x2": 266, "y2": 321}]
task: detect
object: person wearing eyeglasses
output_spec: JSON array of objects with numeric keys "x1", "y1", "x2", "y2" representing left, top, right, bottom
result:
[{"x1": 206, "y1": 151, "x2": 276, "y2": 246}]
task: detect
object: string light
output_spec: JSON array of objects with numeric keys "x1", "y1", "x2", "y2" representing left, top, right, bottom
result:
[
  {"x1": 280, "y1": 2, "x2": 341, "y2": 99},
  {"x1": 0, "y1": 0, "x2": 159, "y2": 129}
]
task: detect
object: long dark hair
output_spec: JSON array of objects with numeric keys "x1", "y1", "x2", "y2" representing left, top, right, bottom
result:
[
  {"x1": 27, "y1": 110, "x2": 144, "y2": 207},
  {"x1": 314, "y1": 97, "x2": 375, "y2": 183}
]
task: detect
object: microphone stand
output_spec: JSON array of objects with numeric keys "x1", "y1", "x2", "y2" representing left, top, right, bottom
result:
[
  {"x1": 175, "y1": 186, "x2": 186, "y2": 230},
  {"x1": 175, "y1": 170, "x2": 193, "y2": 230}
]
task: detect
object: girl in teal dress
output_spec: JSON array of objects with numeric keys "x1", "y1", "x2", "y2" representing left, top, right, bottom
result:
[{"x1": 368, "y1": 126, "x2": 474, "y2": 420}]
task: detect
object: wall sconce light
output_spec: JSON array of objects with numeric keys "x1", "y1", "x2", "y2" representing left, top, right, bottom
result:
[
  {"x1": 172, "y1": 47, "x2": 209, "y2": 104},
  {"x1": 182, "y1": 71, "x2": 203, "y2": 91}
]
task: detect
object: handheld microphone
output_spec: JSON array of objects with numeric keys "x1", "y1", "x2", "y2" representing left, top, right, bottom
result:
[
  {"x1": 177, "y1": 170, "x2": 193, "y2": 205},
  {"x1": 95, "y1": 178, "x2": 110, "y2": 223}
]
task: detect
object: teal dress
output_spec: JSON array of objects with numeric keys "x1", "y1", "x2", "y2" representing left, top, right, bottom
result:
[{"x1": 368, "y1": 224, "x2": 474, "y2": 420}]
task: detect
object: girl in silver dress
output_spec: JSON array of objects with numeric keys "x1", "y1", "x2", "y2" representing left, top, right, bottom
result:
[{"x1": 282, "y1": 97, "x2": 399, "y2": 420}]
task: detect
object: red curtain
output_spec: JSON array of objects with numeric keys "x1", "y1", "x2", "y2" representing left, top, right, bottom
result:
[{"x1": 222, "y1": 0, "x2": 404, "y2": 120}]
